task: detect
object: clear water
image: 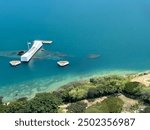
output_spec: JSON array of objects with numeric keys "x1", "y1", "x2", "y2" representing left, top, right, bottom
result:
[{"x1": 0, "y1": 0, "x2": 150, "y2": 101}]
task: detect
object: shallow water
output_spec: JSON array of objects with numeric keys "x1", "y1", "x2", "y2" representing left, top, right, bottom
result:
[{"x1": 0, "y1": 0, "x2": 150, "y2": 101}]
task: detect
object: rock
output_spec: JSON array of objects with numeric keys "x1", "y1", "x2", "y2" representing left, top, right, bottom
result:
[{"x1": 88, "y1": 54, "x2": 100, "y2": 59}]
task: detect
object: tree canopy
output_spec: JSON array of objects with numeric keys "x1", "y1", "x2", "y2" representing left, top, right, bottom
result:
[
  {"x1": 67, "y1": 102, "x2": 87, "y2": 113},
  {"x1": 123, "y1": 82, "x2": 143, "y2": 97},
  {"x1": 2, "y1": 93, "x2": 62, "y2": 113}
]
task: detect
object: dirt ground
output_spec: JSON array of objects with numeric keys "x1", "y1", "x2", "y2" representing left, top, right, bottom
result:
[
  {"x1": 131, "y1": 73, "x2": 150, "y2": 87},
  {"x1": 59, "y1": 97, "x2": 107, "y2": 113},
  {"x1": 59, "y1": 95, "x2": 142, "y2": 113}
]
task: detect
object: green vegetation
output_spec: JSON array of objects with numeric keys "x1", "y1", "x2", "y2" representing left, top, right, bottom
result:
[
  {"x1": 54, "y1": 81, "x2": 95, "y2": 102},
  {"x1": 129, "y1": 104, "x2": 139, "y2": 111},
  {"x1": 55, "y1": 75, "x2": 127, "y2": 102},
  {"x1": 123, "y1": 82, "x2": 143, "y2": 97},
  {"x1": 142, "y1": 106, "x2": 150, "y2": 113},
  {"x1": 123, "y1": 82, "x2": 150, "y2": 105},
  {"x1": 0, "y1": 93, "x2": 62, "y2": 113},
  {"x1": 0, "y1": 96, "x2": 3, "y2": 105},
  {"x1": 67, "y1": 102, "x2": 87, "y2": 113},
  {"x1": 0, "y1": 97, "x2": 6, "y2": 112},
  {"x1": 87, "y1": 88, "x2": 99, "y2": 98},
  {"x1": 5, "y1": 99, "x2": 28, "y2": 113},
  {"x1": 85, "y1": 97, "x2": 124, "y2": 113},
  {"x1": 0, "y1": 105, "x2": 6, "y2": 113},
  {"x1": 88, "y1": 76, "x2": 126, "y2": 98},
  {"x1": 0, "y1": 74, "x2": 150, "y2": 113},
  {"x1": 141, "y1": 93, "x2": 150, "y2": 104},
  {"x1": 21, "y1": 93, "x2": 62, "y2": 113}
]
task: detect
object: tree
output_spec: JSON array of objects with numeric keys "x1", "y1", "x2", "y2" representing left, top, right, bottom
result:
[
  {"x1": 5, "y1": 100, "x2": 28, "y2": 113},
  {"x1": 123, "y1": 82, "x2": 143, "y2": 97},
  {"x1": 140, "y1": 92, "x2": 150, "y2": 104},
  {"x1": 0, "y1": 105, "x2": 6, "y2": 113},
  {"x1": 21, "y1": 93, "x2": 62, "y2": 113},
  {"x1": 5, "y1": 93, "x2": 62, "y2": 113},
  {"x1": 53, "y1": 89, "x2": 74, "y2": 103},
  {"x1": 0, "y1": 96, "x2": 3, "y2": 105},
  {"x1": 89, "y1": 76, "x2": 126, "y2": 97},
  {"x1": 67, "y1": 102, "x2": 87, "y2": 113},
  {"x1": 87, "y1": 88, "x2": 99, "y2": 98},
  {"x1": 0, "y1": 97, "x2": 6, "y2": 113}
]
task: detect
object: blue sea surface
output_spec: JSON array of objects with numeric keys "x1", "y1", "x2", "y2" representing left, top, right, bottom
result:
[{"x1": 0, "y1": 0, "x2": 150, "y2": 101}]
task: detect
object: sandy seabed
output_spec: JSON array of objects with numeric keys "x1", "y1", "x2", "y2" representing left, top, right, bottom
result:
[{"x1": 0, "y1": 69, "x2": 139, "y2": 102}]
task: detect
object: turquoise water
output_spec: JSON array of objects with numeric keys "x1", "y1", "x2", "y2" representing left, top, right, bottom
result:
[{"x1": 0, "y1": 0, "x2": 150, "y2": 101}]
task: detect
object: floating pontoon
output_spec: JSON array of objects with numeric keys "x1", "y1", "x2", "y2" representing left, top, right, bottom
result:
[
  {"x1": 9, "y1": 60, "x2": 21, "y2": 66},
  {"x1": 57, "y1": 61, "x2": 69, "y2": 67}
]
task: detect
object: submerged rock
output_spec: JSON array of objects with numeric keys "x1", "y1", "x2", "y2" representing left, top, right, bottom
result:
[
  {"x1": 0, "y1": 50, "x2": 69, "y2": 60},
  {"x1": 88, "y1": 54, "x2": 100, "y2": 59}
]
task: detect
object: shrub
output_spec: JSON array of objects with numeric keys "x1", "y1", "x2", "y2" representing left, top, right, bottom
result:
[
  {"x1": 140, "y1": 92, "x2": 150, "y2": 104},
  {"x1": 56, "y1": 84, "x2": 94, "y2": 103},
  {"x1": 87, "y1": 88, "x2": 99, "y2": 98},
  {"x1": 88, "y1": 76, "x2": 126, "y2": 98},
  {"x1": 85, "y1": 97, "x2": 124, "y2": 113},
  {"x1": 142, "y1": 106, "x2": 150, "y2": 113},
  {"x1": 21, "y1": 93, "x2": 62, "y2": 113},
  {"x1": 123, "y1": 82, "x2": 143, "y2": 97},
  {"x1": 17, "y1": 97, "x2": 28, "y2": 102},
  {"x1": 53, "y1": 90, "x2": 71, "y2": 102},
  {"x1": 5, "y1": 100, "x2": 28, "y2": 113},
  {"x1": 0, "y1": 96, "x2": 3, "y2": 105},
  {"x1": 0, "y1": 105, "x2": 7, "y2": 113},
  {"x1": 68, "y1": 88, "x2": 87, "y2": 101},
  {"x1": 5, "y1": 93, "x2": 62, "y2": 113},
  {"x1": 67, "y1": 102, "x2": 87, "y2": 113}
]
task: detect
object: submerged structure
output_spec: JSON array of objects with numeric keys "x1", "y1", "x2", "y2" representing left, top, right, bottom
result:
[{"x1": 21, "y1": 40, "x2": 52, "y2": 62}]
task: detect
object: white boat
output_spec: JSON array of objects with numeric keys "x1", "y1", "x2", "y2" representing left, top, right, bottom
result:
[
  {"x1": 57, "y1": 61, "x2": 69, "y2": 67},
  {"x1": 9, "y1": 60, "x2": 21, "y2": 66}
]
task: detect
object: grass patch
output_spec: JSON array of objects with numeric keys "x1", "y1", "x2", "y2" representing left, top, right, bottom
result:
[{"x1": 85, "y1": 96, "x2": 124, "y2": 113}]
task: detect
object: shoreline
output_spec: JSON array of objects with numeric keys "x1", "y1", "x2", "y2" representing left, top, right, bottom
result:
[{"x1": 0, "y1": 69, "x2": 146, "y2": 102}]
